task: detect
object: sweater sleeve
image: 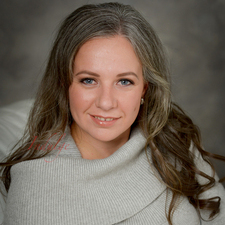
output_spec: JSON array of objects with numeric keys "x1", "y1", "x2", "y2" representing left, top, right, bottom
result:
[
  {"x1": 0, "y1": 99, "x2": 33, "y2": 224},
  {"x1": 193, "y1": 147, "x2": 225, "y2": 225}
]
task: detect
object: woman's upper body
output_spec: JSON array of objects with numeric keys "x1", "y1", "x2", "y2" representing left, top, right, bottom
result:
[
  {"x1": 0, "y1": 100, "x2": 225, "y2": 225},
  {"x1": 1, "y1": 2, "x2": 225, "y2": 225},
  {"x1": 0, "y1": 105, "x2": 224, "y2": 224}
]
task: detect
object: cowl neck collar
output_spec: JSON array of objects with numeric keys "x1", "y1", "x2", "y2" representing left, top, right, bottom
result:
[{"x1": 8, "y1": 127, "x2": 166, "y2": 224}]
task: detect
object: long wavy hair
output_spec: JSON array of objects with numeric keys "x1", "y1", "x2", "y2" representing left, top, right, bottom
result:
[{"x1": 1, "y1": 2, "x2": 225, "y2": 225}]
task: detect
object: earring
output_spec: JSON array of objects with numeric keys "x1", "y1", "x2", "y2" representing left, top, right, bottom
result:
[{"x1": 140, "y1": 98, "x2": 144, "y2": 105}]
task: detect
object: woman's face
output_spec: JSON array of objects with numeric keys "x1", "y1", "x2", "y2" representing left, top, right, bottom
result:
[{"x1": 69, "y1": 35, "x2": 146, "y2": 146}]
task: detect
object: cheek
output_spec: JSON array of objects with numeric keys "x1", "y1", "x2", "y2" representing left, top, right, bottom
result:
[
  {"x1": 120, "y1": 93, "x2": 141, "y2": 114},
  {"x1": 69, "y1": 86, "x2": 83, "y2": 113},
  {"x1": 70, "y1": 86, "x2": 83, "y2": 102},
  {"x1": 133, "y1": 106, "x2": 138, "y2": 112},
  {"x1": 69, "y1": 85, "x2": 95, "y2": 112}
]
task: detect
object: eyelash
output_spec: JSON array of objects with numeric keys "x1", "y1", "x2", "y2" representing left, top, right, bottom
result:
[
  {"x1": 118, "y1": 79, "x2": 134, "y2": 86},
  {"x1": 79, "y1": 78, "x2": 134, "y2": 86},
  {"x1": 80, "y1": 78, "x2": 96, "y2": 85}
]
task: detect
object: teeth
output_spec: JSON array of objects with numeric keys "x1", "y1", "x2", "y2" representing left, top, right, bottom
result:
[
  {"x1": 94, "y1": 116, "x2": 114, "y2": 121},
  {"x1": 106, "y1": 118, "x2": 113, "y2": 121}
]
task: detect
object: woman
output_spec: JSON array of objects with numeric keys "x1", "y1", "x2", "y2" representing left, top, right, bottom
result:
[{"x1": 0, "y1": 2, "x2": 225, "y2": 225}]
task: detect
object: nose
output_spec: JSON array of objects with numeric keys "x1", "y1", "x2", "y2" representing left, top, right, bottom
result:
[{"x1": 95, "y1": 85, "x2": 117, "y2": 111}]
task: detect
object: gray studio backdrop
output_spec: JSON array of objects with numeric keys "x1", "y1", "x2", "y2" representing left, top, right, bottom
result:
[{"x1": 0, "y1": 0, "x2": 224, "y2": 177}]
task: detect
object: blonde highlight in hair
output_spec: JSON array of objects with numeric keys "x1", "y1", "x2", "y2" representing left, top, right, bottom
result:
[{"x1": 1, "y1": 3, "x2": 225, "y2": 225}]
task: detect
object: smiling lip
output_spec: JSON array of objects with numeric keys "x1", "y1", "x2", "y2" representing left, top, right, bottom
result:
[{"x1": 90, "y1": 115, "x2": 119, "y2": 126}]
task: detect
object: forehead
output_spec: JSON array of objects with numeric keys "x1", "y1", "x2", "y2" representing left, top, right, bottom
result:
[{"x1": 74, "y1": 35, "x2": 142, "y2": 75}]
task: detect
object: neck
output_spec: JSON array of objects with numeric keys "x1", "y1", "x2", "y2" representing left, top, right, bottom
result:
[{"x1": 70, "y1": 123, "x2": 130, "y2": 160}]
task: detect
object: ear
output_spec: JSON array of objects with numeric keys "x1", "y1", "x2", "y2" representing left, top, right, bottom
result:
[{"x1": 142, "y1": 82, "x2": 148, "y2": 97}]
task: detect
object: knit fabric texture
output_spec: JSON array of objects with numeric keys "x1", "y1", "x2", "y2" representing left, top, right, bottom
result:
[{"x1": 2, "y1": 127, "x2": 225, "y2": 225}]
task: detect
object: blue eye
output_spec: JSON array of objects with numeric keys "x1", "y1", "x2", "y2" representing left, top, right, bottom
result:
[
  {"x1": 81, "y1": 78, "x2": 96, "y2": 85},
  {"x1": 118, "y1": 79, "x2": 133, "y2": 86}
]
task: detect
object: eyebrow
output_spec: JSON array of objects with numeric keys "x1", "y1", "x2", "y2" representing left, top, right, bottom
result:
[
  {"x1": 75, "y1": 71, "x2": 100, "y2": 77},
  {"x1": 117, "y1": 72, "x2": 139, "y2": 79},
  {"x1": 75, "y1": 70, "x2": 139, "y2": 79}
]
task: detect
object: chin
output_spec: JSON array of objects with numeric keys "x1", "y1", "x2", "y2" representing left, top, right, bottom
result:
[{"x1": 90, "y1": 129, "x2": 130, "y2": 143}]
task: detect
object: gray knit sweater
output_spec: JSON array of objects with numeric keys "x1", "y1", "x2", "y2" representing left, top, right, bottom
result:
[{"x1": 2, "y1": 127, "x2": 225, "y2": 225}]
